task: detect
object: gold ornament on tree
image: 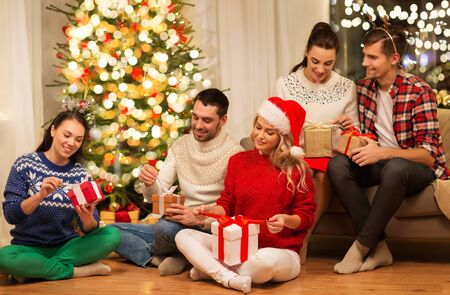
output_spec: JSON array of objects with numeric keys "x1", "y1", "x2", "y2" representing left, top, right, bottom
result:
[{"x1": 109, "y1": 201, "x2": 120, "y2": 212}]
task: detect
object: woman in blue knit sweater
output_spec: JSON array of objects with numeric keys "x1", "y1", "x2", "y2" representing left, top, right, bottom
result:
[{"x1": 0, "y1": 110, "x2": 121, "y2": 281}]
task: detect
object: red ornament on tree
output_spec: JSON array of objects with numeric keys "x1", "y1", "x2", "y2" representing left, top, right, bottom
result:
[
  {"x1": 131, "y1": 67, "x2": 143, "y2": 80},
  {"x1": 102, "y1": 33, "x2": 111, "y2": 44},
  {"x1": 105, "y1": 182, "x2": 113, "y2": 193},
  {"x1": 131, "y1": 23, "x2": 139, "y2": 32}
]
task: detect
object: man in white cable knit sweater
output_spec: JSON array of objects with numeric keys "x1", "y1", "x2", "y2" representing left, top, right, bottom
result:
[{"x1": 111, "y1": 88, "x2": 243, "y2": 275}]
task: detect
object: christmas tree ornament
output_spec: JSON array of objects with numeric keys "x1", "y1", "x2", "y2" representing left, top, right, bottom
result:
[
  {"x1": 109, "y1": 201, "x2": 120, "y2": 212},
  {"x1": 88, "y1": 127, "x2": 102, "y2": 140}
]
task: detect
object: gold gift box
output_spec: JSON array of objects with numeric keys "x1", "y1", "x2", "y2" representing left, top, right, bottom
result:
[
  {"x1": 304, "y1": 127, "x2": 332, "y2": 158},
  {"x1": 100, "y1": 209, "x2": 140, "y2": 225},
  {"x1": 151, "y1": 194, "x2": 185, "y2": 216},
  {"x1": 336, "y1": 134, "x2": 367, "y2": 157}
]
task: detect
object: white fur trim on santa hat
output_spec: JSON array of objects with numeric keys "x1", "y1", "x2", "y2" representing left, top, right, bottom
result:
[
  {"x1": 290, "y1": 146, "x2": 305, "y2": 158},
  {"x1": 257, "y1": 100, "x2": 290, "y2": 134}
]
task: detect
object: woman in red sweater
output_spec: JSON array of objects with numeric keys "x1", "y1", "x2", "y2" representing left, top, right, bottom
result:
[{"x1": 175, "y1": 97, "x2": 316, "y2": 293}]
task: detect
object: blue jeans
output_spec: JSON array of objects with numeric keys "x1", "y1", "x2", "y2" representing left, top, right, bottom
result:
[{"x1": 111, "y1": 218, "x2": 200, "y2": 267}]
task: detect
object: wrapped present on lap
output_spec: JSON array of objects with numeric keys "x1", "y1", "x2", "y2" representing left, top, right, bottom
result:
[
  {"x1": 100, "y1": 205, "x2": 140, "y2": 224},
  {"x1": 151, "y1": 193, "x2": 185, "y2": 216},
  {"x1": 303, "y1": 122, "x2": 340, "y2": 158},
  {"x1": 337, "y1": 127, "x2": 377, "y2": 157},
  {"x1": 68, "y1": 181, "x2": 104, "y2": 208},
  {"x1": 205, "y1": 213, "x2": 264, "y2": 266}
]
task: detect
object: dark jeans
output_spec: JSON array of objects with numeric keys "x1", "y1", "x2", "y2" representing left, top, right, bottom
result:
[{"x1": 327, "y1": 154, "x2": 435, "y2": 249}]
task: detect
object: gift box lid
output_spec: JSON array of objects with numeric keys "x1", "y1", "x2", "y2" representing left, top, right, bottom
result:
[
  {"x1": 211, "y1": 220, "x2": 260, "y2": 241},
  {"x1": 151, "y1": 194, "x2": 185, "y2": 204},
  {"x1": 68, "y1": 181, "x2": 104, "y2": 207}
]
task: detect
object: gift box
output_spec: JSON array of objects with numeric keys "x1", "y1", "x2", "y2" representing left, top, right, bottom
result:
[
  {"x1": 100, "y1": 209, "x2": 140, "y2": 225},
  {"x1": 336, "y1": 127, "x2": 377, "y2": 157},
  {"x1": 211, "y1": 216, "x2": 261, "y2": 266},
  {"x1": 68, "y1": 181, "x2": 104, "y2": 208},
  {"x1": 138, "y1": 213, "x2": 160, "y2": 224},
  {"x1": 151, "y1": 194, "x2": 185, "y2": 216},
  {"x1": 304, "y1": 126, "x2": 333, "y2": 158}
]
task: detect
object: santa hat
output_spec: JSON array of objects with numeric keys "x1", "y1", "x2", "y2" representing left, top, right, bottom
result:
[{"x1": 257, "y1": 97, "x2": 306, "y2": 158}]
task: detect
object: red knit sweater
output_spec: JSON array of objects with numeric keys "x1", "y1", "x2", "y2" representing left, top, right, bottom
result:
[{"x1": 216, "y1": 149, "x2": 316, "y2": 252}]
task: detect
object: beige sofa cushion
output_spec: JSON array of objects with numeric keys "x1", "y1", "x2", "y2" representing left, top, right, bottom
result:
[
  {"x1": 326, "y1": 184, "x2": 442, "y2": 218},
  {"x1": 438, "y1": 108, "x2": 450, "y2": 160}
]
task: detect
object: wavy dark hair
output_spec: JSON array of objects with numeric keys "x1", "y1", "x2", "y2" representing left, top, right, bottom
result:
[
  {"x1": 291, "y1": 22, "x2": 340, "y2": 73},
  {"x1": 193, "y1": 88, "x2": 229, "y2": 117},
  {"x1": 36, "y1": 111, "x2": 88, "y2": 163}
]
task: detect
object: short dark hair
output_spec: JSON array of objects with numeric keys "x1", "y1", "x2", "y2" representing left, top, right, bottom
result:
[
  {"x1": 193, "y1": 88, "x2": 229, "y2": 117},
  {"x1": 36, "y1": 111, "x2": 88, "y2": 163},
  {"x1": 362, "y1": 25, "x2": 407, "y2": 58},
  {"x1": 291, "y1": 22, "x2": 340, "y2": 73}
]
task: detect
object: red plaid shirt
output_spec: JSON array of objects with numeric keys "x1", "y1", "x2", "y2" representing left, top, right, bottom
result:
[{"x1": 357, "y1": 71, "x2": 448, "y2": 179}]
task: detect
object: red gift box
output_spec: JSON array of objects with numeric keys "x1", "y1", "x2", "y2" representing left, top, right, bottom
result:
[
  {"x1": 68, "y1": 181, "x2": 104, "y2": 207},
  {"x1": 337, "y1": 127, "x2": 377, "y2": 157}
]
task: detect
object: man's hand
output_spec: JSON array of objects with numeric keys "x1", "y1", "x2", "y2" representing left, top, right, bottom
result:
[
  {"x1": 165, "y1": 203, "x2": 200, "y2": 226},
  {"x1": 351, "y1": 137, "x2": 384, "y2": 166},
  {"x1": 139, "y1": 164, "x2": 158, "y2": 187}
]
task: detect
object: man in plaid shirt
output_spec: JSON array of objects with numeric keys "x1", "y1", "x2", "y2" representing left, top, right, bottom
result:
[{"x1": 327, "y1": 25, "x2": 448, "y2": 275}]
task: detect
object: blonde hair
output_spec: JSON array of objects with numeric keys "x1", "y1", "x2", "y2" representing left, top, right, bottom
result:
[{"x1": 253, "y1": 116, "x2": 309, "y2": 193}]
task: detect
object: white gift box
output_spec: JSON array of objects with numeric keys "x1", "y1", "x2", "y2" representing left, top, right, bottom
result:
[{"x1": 211, "y1": 218, "x2": 260, "y2": 266}]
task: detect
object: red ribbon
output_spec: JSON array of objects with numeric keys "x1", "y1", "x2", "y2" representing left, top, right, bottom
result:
[
  {"x1": 200, "y1": 212, "x2": 265, "y2": 263},
  {"x1": 171, "y1": 25, "x2": 187, "y2": 43},
  {"x1": 115, "y1": 203, "x2": 138, "y2": 223},
  {"x1": 341, "y1": 127, "x2": 376, "y2": 155}
]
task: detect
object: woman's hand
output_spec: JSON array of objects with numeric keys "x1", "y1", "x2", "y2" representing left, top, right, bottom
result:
[
  {"x1": 75, "y1": 203, "x2": 98, "y2": 232},
  {"x1": 266, "y1": 214, "x2": 286, "y2": 234},
  {"x1": 191, "y1": 205, "x2": 212, "y2": 223},
  {"x1": 331, "y1": 115, "x2": 354, "y2": 129},
  {"x1": 193, "y1": 204, "x2": 213, "y2": 215},
  {"x1": 38, "y1": 177, "x2": 63, "y2": 199}
]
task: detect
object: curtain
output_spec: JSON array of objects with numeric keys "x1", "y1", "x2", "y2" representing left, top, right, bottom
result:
[
  {"x1": 0, "y1": 0, "x2": 41, "y2": 246},
  {"x1": 185, "y1": 0, "x2": 330, "y2": 141}
]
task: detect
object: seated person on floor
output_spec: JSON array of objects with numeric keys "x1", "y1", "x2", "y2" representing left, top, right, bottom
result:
[{"x1": 111, "y1": 88, "x2": 243, "y2": 276}]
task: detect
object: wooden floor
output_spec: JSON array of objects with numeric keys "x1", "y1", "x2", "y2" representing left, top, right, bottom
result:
[{"x1": 1, "y1": 253, "x2": 450, "y2": 295}]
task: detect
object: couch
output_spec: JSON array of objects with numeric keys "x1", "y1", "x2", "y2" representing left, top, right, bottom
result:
[{"x1": 241, "y1": 108, "x2": 450, "y2": 241}]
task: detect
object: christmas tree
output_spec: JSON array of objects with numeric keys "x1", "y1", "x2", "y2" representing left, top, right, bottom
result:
[{"x1": 48, "y1": 0, "x2": 209, "y2": 213}]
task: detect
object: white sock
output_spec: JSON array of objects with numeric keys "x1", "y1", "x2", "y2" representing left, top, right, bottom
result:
[
  {"x1": 158, "y1": 255, "x2": 189, "y2": 276},
  {"x1": 149, "y1": 255, "x2": 167, "y2": 267},
  {"x1": 228, "y1": 275, "x2": 252, "y2": 294},
  {"x1": 73, "y1": 262, "x2": 111, "y2": 278},
  {"x1": 189, "y1": 267, "x2": 211, "y2": 281},
  {"x1": 334, "y1": 240, "x2": 369, "y2": 274},
  {"x1": 359, "y1": 240, "x2": 393, "y2": 272}
]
